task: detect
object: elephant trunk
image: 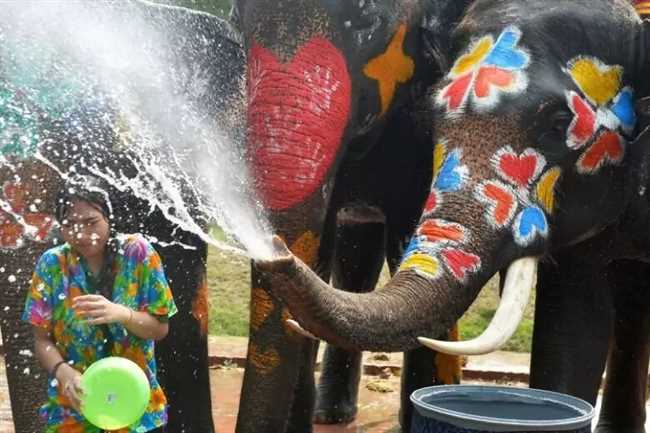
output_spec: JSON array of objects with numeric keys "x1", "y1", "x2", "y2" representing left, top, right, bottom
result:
[{"x1": 257, "y1": 233, "x2": 538, "y2": 353}]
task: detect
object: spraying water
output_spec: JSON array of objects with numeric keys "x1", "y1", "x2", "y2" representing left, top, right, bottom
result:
[{"x1": 0, "y1": 1, "x2": 276, "y2": 260}]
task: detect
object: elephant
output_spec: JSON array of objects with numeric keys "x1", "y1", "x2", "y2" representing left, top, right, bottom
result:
[
  {"x1": 0, "y1": 2, "x2": 244, "y2": 432},
  {"x1": 0, "y1": 1, "x2": 472, "y2": 432},
  {"x1": 254, "y1": 0, "x2": 650, "y2": 432},
  {"x1": 231, "y1": 1, "x2": 474, "y2": 432}
]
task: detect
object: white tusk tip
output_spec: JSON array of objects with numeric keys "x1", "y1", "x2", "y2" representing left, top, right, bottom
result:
[
  {"x1": 286, "y1": 319, "x2": 318, "y2": 340},
  {"x1": 418, "y1": 336, "x2": 445, "y2": 350}
]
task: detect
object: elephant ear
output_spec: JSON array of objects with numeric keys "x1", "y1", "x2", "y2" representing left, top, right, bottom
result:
[
  {"x1": 420, "y1": 0, "x2": 474, "y2": 75},
  {"x1": 620, "y1": 99, "x2": 650, "y2": 252}
]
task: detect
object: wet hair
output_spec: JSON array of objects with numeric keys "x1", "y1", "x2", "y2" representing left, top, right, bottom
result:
[{"x1": 54, "y1": 174, "x2": 114, "y2": 225}]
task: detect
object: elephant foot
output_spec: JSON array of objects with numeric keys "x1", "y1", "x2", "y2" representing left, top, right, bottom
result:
[
  {"x1": 313, "y1": 388, "x2": 358, "y2": 424},
  {"x1": 594, "y1": 421, "x2": 646, "y2": 433},
  {"x1": 314, "y1": 346, "x2": 362, "y2": 424},
  {"x1": 312, "y1": 403, "x2": 358, "y2": 424}
]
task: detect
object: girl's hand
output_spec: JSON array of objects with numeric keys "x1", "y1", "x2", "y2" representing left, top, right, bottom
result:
[
  {"x1": 56, "y1": 364, "x2": 84, "y2": 412},
  {"x1": 73, "y1": 295, "x2": 131, "y2": 325}
]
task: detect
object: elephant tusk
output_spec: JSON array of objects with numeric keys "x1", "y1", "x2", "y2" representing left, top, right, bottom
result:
[
  {"x1": 418, "y1": 256, "x2": 538, "y2": 356},
  {"x1": 286, "y1": 319, "x2": 319, "y2": 340}
]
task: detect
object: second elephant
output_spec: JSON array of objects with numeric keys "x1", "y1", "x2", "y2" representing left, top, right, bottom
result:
[{"x1": 258, "y1": 1, "x2": 650, "y2": 432}]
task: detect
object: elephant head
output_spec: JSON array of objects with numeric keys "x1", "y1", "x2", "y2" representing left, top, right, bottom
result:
[
  {"x1": 255, "y1": 0, "x2": 650, "y2": 355},
  {"x1": 236, "y1": 0, "x2": 468, "y2": 236}
]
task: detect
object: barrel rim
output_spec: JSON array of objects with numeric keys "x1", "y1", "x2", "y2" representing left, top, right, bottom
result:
[{"x1": 410, "y1": 385, "x2": 595, "y2": 432}]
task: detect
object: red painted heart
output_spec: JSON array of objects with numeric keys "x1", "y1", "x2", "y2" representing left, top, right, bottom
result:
[
  {"x1": 417, "y1": 219, "x2": 465, "y2": 243},
  {"x1": 247, "y1": 39, "x2": 352, "y2": 210},
  {"x1": 439, "y1": 73, "x2": 473, "y2": 113},
  {"x1": 441, "y1": 248, "x2": 481, "y2": 282},
  {"x1": 497, "y1": 149, "x2": 542, "y2": 187},
  {"x1": 479, "y1": 181, "x2": 516, "y2": 227},
  {"x1": 423, "y1": 191, "x2": 439, "y2": 214},
  {"x1": 473, "y1": 66, "x2": 515, "y2": 100},
  {"x1": 577, "y1": 130, "x2": 624, "y2": 174},
  {"x1": 567, "y1": 92, "x2": 596, "y2": 150}
]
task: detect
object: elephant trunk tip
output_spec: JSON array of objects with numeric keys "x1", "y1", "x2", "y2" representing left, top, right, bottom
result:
[{"x1": 254, "y1": 235, "x2": 296, "y2": 273}]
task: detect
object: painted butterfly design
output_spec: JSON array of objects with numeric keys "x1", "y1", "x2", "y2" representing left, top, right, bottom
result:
[{"x1": 437, "y1": 26, "x2": 530, "y2": 115}]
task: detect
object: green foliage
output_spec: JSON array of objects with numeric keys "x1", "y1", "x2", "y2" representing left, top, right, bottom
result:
[
  {"x1": 206, "y1": 244, "x2": 535, "y2": 352},
  {"x1": 151, "y1": 0, "x2": 232, "y2": 18}
]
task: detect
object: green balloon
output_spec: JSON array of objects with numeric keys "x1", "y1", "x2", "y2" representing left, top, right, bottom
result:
[{"x1": 81, "y1": 356, "x2": 151, "y2": 430}]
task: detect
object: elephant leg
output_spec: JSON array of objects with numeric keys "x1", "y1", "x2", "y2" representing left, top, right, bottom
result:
[
  {"x1": 595, "y1": 260, "x2": 650, "y2": 433},
  {"x1": 314, "y1": 208, "x2": 386, "y2": 424},
  {"x1": 530, "y1": 247, "x2": 613, "y2": 405},
  {"x1": 286, "y1": 338, "x2": 318, "y2": 433},
  {"x1": 155, "y1": 245, "x2": 215, "y2": 433},
  {"x1": 0, "y1": 247, "x2": 47, "y2": 433},
  {"x1": 236, "y1": 268, "x2": 312, "y2": 433}
]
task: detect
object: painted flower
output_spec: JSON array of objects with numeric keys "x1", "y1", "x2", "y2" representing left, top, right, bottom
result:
[
  {"x1": 475, "y1": 146, "x2": 561, "y2": 247},
  {"x1": 564, "y1": 56, "x2": 636, "y2": 174},
  {"x1": 437, "y1": 26, "x2": 530, "y2": 115},
  {"x1": 401, "y1": 144, "x2": 480, "y2": 282},
  {"x1": 423, "y1": 141, "x2": 468, "y2": 214},
  {"x1": 400, "y1": 219, "x2": 481, "y2": 282},
  {"x1": 0, "y1": 180, "x2": 54, "y2": 249}
]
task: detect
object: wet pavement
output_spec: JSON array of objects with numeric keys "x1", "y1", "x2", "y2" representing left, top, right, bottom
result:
[
  {"x1": 2, "y1": 338, "x2": 650, "y2": 433},
  {"x1": 0, "y1": 356, "x2": 406, "y2": 433}
]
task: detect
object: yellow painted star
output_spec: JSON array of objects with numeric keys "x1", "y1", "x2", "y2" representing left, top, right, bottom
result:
[{"x1": 363, "y1": 24, "x2": 415, "y2": 116}]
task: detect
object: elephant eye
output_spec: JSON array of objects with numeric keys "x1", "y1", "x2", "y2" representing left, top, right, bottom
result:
[{"x1": 549, "y1": 110, "x2": 572, "y2": 134}]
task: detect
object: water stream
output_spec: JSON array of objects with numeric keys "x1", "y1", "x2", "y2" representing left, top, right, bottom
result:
[{"x1": 0, "y1": 1, "x2": 276, "y2": 260}]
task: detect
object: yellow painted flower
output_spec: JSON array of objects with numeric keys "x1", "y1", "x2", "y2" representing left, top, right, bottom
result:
[
  {"x1": 535, "y1": 167, "x2": 561, "y2": 214},
  {"x1": 451, "y1": 36, "x2": 493, "y2": 77},
  {"x1": 399, "y1": 253, "x2": 441, "y2": 279},
  {"x1": 568, "y1": 57, "x2": 622, "y2": 106}
]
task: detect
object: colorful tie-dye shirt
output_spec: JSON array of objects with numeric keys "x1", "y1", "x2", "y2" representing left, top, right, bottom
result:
[{"x1": 22, "y1": 234, "x2": 177, "y2": 433}]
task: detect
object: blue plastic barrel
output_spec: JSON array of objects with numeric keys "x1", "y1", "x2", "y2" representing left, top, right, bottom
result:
[{"x1": 411, "y1": 385, "x2": 594, "y2": 433}]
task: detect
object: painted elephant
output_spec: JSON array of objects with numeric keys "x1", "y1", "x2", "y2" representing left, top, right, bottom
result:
[
  {"x1": 232, "y1": 1, "x2": 473, "y2": 432},
  {"x1": 255, "y1": 0, "x2": 650, "y2": 432},
  {"x1": 0, "y1": 2, "x2": 244, "y2": 432}
]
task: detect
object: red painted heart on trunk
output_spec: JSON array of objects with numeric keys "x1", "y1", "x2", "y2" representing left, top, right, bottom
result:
[
  {"x1": 497, "y1": 148, "x2": 543, "y2": 187},
  {"x1": 423, "y1": 191, "x2": 439, "y2": 214},
  {"x1": 476, "y1": 181, "x2": 517, "y2": 228},
  {"x1": 247, "y1": 39, "x2": 352, "y2": 210},
  {"x1": 441, "y1": 248, "x2": 481, "y2": 282},
  {"x1": 480, "y1": 181, "x2": 516, "y2": 226},
  {"x1": 417, "y1": 219, "x2": 465, "y2": 243}
]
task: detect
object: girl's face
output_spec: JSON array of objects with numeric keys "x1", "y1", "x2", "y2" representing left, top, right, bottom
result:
[{"x1": 60, "y1": 199, "x2": 110, "y2": 260}]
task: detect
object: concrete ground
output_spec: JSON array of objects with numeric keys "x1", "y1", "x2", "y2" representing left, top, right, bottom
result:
[{"x1": 1, "y1": 337, "x2": 648, "y2": 433}]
